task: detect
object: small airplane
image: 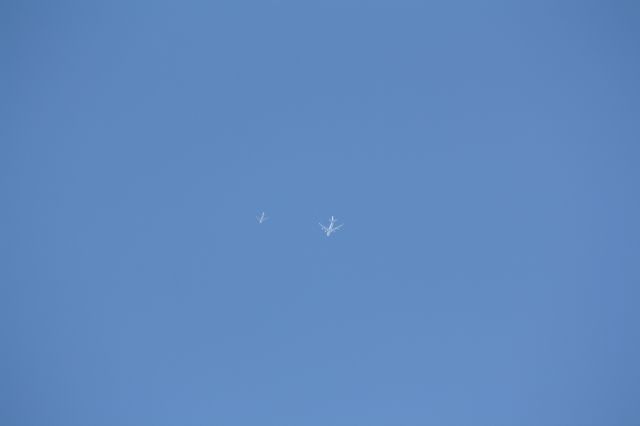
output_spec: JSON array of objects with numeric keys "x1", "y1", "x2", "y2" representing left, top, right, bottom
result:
[
  {"x1": 257, "y1": 212, "x2": 268, "y2": 224},
  {"x1": 319, "y1": 216, "x2": 343, "y2": 237}
]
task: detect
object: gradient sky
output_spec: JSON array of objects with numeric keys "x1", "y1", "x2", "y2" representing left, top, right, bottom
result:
[{"x1": 2, "y1": 1, "x2": 640, "y2": 425}]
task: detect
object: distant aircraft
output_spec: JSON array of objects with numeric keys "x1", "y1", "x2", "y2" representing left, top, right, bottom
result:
[
  {"x1": 257, "y1": 212, "x2": 268, "y2": 224},
  {"x1": 319, "y1": 216, "x2": 343, "y2": 237}
]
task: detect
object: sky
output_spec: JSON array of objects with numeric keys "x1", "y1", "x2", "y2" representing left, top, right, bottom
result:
[{"x1": 2, "y1": 1, "x2": 640, "y2": 425}]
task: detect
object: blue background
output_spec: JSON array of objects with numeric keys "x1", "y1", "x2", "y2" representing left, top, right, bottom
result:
[{"x1": 2, "y1": 1, "x2": 640, "y2": 425}]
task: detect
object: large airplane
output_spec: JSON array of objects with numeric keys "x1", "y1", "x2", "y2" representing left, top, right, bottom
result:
[
  {"x1": 319, "y1": 216, "x2": 343, "y2": 237},
  {"x1": 257, "y1": 212, "x2": 268, "y2": 224}
]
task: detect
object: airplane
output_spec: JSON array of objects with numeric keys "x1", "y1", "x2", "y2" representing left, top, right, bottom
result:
[
  {"x1": 257, "y1": 212, "x2": 268, "y2": 224},
  {"x1": 319, "y1": 216, "x2": 343, "y2": 237}
]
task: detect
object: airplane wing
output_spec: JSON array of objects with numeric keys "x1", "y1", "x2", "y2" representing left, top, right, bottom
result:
[
  {"x1": 333, "y1": 224, "x2": 343, "y2": 231},
  {"x1": 319, "y1": 223, "x2": 328, "y2": 231}
]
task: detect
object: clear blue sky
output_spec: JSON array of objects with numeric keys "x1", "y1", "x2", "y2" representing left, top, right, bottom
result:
[{"x1": 2, "y1": 1, "x2": 640, "y2": 425}]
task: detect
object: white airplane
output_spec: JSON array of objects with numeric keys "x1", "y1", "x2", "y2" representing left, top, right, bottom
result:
[
  {"x1": 319, "y1": 216, "x2": 343, "y2": 237},
  {"x1": 257, "y1": 212, "x2": 268, "y2": 224}
]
